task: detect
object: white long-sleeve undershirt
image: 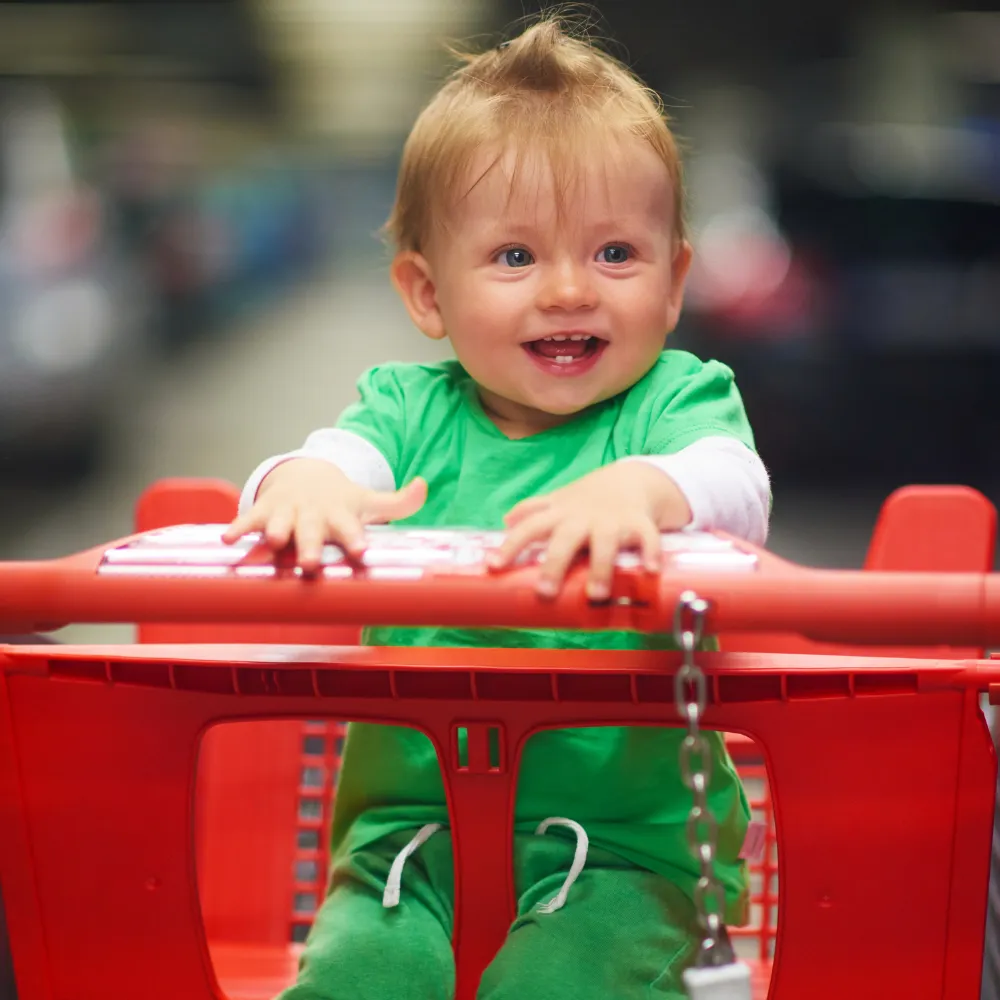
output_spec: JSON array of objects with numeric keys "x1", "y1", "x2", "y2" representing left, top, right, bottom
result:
[{"x1": 239, "y1": 429, "x2": 770, "y2": 546}]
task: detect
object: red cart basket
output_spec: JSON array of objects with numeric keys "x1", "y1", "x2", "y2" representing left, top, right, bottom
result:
[{"x1": 0, "y1": 480, "x2": 998, "y2": 1000}]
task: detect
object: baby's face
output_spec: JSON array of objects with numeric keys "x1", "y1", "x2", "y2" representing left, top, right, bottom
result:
[{"x1": 419, "y1": 138, "x2": 690, "y2": 435}]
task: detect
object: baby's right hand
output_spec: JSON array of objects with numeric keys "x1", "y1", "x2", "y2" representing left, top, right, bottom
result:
[{"x1": 222, "y1": 458, "x2": 427, "y2": 572}]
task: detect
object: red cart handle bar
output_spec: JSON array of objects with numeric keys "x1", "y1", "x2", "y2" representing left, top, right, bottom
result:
[{"x1": 0, "y1": 525, "x2": 998, "y2": 647}]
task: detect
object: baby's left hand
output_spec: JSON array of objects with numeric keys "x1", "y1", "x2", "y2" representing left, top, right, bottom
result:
[{"x1": 488, "y1": 462, "x2": 692, "y2": 601}]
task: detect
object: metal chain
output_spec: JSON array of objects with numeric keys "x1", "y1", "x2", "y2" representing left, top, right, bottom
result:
[{"x1": 673, "y1": 590, "x2": 738, "y2": 969}]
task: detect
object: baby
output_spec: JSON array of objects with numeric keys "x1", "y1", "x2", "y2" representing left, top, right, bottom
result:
[{"x1": 226, "y1": 18, "x2": 770, "y2": 1000}]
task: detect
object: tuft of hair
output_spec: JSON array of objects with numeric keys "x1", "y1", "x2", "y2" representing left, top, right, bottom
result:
[{"x1": 385, "y1": 15, "x2": 685, "y2": 253}]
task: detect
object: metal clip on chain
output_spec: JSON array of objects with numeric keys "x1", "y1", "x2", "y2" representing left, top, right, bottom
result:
[{"x1": 673, "y1": 591, "x2": 752, "y2": 1000}]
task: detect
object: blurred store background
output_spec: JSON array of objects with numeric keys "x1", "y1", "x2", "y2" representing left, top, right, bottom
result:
[{"x1": 0, "y1": 0, "x2": 998, "y2": 610}]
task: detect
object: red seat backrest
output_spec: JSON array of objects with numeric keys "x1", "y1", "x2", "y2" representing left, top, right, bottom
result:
[{"x1": 721, "y1": 484, "x2": 996, "y2": 658}]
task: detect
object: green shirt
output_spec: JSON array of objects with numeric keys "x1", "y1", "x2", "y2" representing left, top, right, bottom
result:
[{"x1": 330, "y1": 350, "x2": 757, "y2": 921}]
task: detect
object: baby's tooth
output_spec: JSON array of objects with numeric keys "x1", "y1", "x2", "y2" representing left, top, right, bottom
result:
[
  {"x1": 570, "y1": 334, "x2": 586, "y2": 341},
  {"x1": 555, "y1": 355, "x2": 573, "y2": 364},
  {"x1": 552, "y1": 334, "x2": 567, "y2": 341}
]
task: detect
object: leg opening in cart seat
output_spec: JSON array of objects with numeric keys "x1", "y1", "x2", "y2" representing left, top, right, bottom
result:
[
  {"x1": 196, "y1": 718, "x2": 466, "y2": 1000},
  {"x1": 495, "y1": 726, "x2": 778, "y2": 1000},
  {"x1": 193, "y1": 716, "x2": 781, "y2": 1000},
  {"x1": 195, "y1": 718, "x2": 347, "y2": 999}
]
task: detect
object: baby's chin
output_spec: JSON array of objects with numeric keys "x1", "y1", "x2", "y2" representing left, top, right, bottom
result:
[
  {"x1": 473, "y1": 368, "x2": 639, "y2": 426},
  {"x1": 527, "y1": 379, "x2": 634, "y2": 415},
  {"x1": 518, "y1": 387, "x2": 621, "y2": 419}
]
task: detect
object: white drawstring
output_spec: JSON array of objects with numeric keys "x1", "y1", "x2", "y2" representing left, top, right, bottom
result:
[
  {"x1": 382, "y1": 823, "x2": 444, "y2": 908},
  {"x1": 535, "y1": 817, "x2": 589, "y2": 913},
  {"x1": 381, "y1": 817, "x2": 589, "y2": 913}
]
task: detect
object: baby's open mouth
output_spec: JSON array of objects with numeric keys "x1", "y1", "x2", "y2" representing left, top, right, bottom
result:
[{"x1": 525, "y1": 334, "x2": 605, "y2": 365}]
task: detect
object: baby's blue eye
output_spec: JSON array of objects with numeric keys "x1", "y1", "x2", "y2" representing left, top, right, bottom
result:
[
  {"x1": 600, "y1": 245, "x2": 631, "y2": 264},
  {"x1": 500, "y1": 247, "x2": 533, "y2": 268}
]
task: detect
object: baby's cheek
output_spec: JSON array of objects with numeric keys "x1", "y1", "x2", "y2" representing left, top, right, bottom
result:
[{"x1": 449, "y1": 299, "x2": 512, "y2": 347}]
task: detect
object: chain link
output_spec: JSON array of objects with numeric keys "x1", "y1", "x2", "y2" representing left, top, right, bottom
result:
[{"x1": 672, "y1": 590, "x2": 737, "y2": 969}]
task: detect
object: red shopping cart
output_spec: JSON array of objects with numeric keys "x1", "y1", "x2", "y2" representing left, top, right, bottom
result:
[{"x1": 0, "y1": 480, "x2": 997, "y2": 1000}]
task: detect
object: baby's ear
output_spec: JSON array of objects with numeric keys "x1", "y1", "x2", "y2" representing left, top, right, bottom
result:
[
  {"x1": 665, "y1": 239, "x2": 693, "y2": 334},
  {"x1": 391, "y1": 252, "x2": 446, "y2": 340}
]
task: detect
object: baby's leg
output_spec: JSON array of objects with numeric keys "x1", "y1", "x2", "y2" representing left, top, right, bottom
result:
[
  {"x1": 476, "y1": 835, "x2": 700, "y2": 1000},
  {"x1": 279, "y1": 831, "x2": 455, "y2": 1000}
]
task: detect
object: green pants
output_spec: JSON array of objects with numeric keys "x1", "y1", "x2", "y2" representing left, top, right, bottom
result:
[{"x1": 279, "y1": 828, "x2": 700, "y2": 1000}]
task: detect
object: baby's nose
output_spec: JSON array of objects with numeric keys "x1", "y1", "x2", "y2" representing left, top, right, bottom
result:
[{"x1": 537, "y1": 260, "x2": 598, "y2": 311}]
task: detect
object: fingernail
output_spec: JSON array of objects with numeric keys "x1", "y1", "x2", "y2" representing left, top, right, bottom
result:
[
  {"x1": 536, "y1": 579, "x2": 558, "y2": 598},
  {"x1": 588, "y1": 582, "x2": 610, "y2": 601},
  {"x1": 486, "y1": 552, "x2": 502, "y2": 568}
]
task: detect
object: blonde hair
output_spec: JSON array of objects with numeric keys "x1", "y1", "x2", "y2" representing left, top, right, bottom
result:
[{"x1": 385, "y1": 16, "x2": 684, "y2": 253}]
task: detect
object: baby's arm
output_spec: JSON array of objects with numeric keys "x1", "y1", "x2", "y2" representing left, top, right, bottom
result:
[
  {"x1": 237, "y1": 429, "x2": 397, "y2": 515},
  {"x1": 626, "y1": 436, "x2": 770, "y2": 547}
]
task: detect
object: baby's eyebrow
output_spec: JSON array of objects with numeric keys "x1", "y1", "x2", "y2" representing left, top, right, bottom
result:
[
  {"x1": 579, "y1": 213, "x2": 658, "y2": 232},
  {"x1": 473, "y1": 220, "x2": 545, "y2": 240},
  {"x1": 466, "y1": 213, "x2": 661, "y2": 245}
]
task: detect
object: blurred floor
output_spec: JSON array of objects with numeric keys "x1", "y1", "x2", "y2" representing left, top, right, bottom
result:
[{"x1": 0, "y1": 260, "x2": 890, "y2": 641}]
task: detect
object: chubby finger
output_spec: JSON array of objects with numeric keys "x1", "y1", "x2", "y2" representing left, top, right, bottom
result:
[
  {"x1": 263, "y1": 506, "x2": 296, "y2": 550},
  {"x1": 638, "y1": 520, "x2": 663, "y2": 573},
  {"x1": 503, "y1": 495, "x2": 549, "y2": 528},
  {"x1": 488, "y1": 511, "x2": 557, "y2": 570},
  {"x1": 293, "y1": 512, "x2": 328, "y2": 572},
  {"x1": 326, "y1": 510, "x2": 367, "y2": 557},
  {"x1": 222, "y1": 510, "x2": 265, "y2": 544},
  {"x1": 536, "y1": 522, "x2": 589, "y2": 598},
  {"x1": 366, "y1": 477, "x2": 428, "y2": 523},
  {"x1": 586, "y1": 527, "x2": 621, "y2": 602}
]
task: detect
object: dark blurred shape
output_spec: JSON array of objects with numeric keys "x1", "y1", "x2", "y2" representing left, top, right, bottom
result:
[
  {"x1": 509, "y1": 0, "x2": 1000, "y2": 495},
  {"x1": 0, "y1": 2, "x2": 272, "y2": 93},
  {"x1": 0, "y1": 82, "x2": 150, "y2": 479},
  {"x1": 103, "y1": 126, "x2": 336, "y2": 349},
  {"x1": 0, "y1": 0, "x2": 343, "y2": 480},
  {"x1": 687, "y1": 30, "x2": 1000, "y2": 493}
]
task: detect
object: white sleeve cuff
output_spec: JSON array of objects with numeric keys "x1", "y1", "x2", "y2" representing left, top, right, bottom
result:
[
  {"x1": 622, "y1": 436, "x2": 770, "y2": 546},
  {"x1": 237, "y1": 429, "x2": 395, "y2": 515}
]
